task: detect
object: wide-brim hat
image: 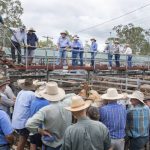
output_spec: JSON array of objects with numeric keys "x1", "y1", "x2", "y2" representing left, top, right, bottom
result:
[
  {"x1": 35, "y1": 85, "x2": 46, "y2": 98},
  {"x1": 114, "y1": 41, "x2": 119, "y2": 44},
  {"x1": 65, "y1": 95, "x2": 92, "y2": 112},
  {"x1": 0, "y1": 74, "x2": 10, "y2": 87},
  {"x1": 60, "y1": 31, "x2": 67, "y2": 35},
  {"x1": 128, "y1": 91, "x2": 145, "y2": 105},
  {"x1": 101, "y1": 88, "x2": 123, "y2": 100},
  {"x1": 20, "y1": 25, "x2": 26, "y2": 30},
  {"x1": 28, "y1": 27, "x2": 36, "y2": 32},
  {"x1": 17, "y1": 79, "x2": 36, "y2": 91},
  {"x1": 91, "y1": 38, "x2": 96, "y2": 41},
  {"x1": 38, "y1": 82, "x2": 65, "y2": 101}
]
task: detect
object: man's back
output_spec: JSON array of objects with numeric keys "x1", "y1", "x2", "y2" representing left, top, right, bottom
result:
[{"x1": 61, "y1": 117, "x2": 110, "y2": 150}]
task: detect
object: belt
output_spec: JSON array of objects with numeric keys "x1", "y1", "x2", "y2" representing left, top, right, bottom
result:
[
  {"x1": 60, "y1": 47, "x2": 66, "y2": 49},
  {"x1": 0, "y1": 144, "x2": 9, "y2": 147},
  {"x1": 73, "y1": 47, "x2": 80, "y2": 50}
]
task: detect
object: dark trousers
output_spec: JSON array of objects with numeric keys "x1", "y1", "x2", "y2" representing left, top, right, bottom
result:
[
  {"x1": 91, "y1": 52, "x2": 97, "y2": 66},
  {"x1": 11, "y1": 40, "x2": 21, "y2": 63},
  {"x1": 127, "y1": 55, "x2": 132, "y2": 67},
  {"x1": 79, "y1": 51, "x2": 83, "y2": 66},
  {"x1": 72, "y1": 51, "x2": 78, "y2": 66},
  {"x1": 115, "y1": 54, "x2": 120, "y2": 67},
  {"x1": 42, "y1": 145, "x2": 61, "y2": 150},
  {"x1": 129, "y1": 136, "x2": 149, "y2": 150},
  {"x1": 108, "y1": 53, "x2": 113, "y2": 67}
]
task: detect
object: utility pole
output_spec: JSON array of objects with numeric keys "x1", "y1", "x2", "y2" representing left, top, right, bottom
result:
[{"x1": 42, "y1": 36, "x2": 53, "y2": 47}]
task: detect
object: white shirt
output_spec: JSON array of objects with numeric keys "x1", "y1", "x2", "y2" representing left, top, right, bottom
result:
[
  {"x1": 125, "y1": 47, "x2": 132, "y2": 55},
  {"x1": 4, "y1": 85, "x2": 15, "y2": 100}
]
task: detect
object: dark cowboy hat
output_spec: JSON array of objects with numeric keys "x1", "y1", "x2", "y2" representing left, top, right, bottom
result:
[
  {"x1": 28, "y1": 27, "x2": 36, "y2": 32},
  {"x1": 60, "y1": 31, "x2": 67, "y2": 35},
  {"x1": 0, "y1": 74, "x2": 10, "y2": 87},
  {"x1": 90, "y1": 38, "x2": 96, "y2": 42}
]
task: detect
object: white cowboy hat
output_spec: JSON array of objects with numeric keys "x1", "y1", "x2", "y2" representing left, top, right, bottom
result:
[
  {"x1": 73, "y1": 36, "x2": 79, "y2": 40},
  {"x1": 60, "y1": 31, "x2": 67, "y2": 35},
  {"x1": 128, "y1": 91, "x2": 145, "y2": 104},
  {"x1": 101, "y1": 88, "x2": 123, "y2": 100},
  {"x1": 114, "y1": 41, "x2": 119, "y2": 44},
  {"x1": 38, "y1": 82, "x2": 65, "y2": 101},
  {"x1": 28, "y1": 27, "x2": 36, "y2": 32},
  {"x1": 17, "y1": 79, "x2": 36, "y2": 91},
  {"x1": 65, "y1": 95, "x2": 92, "y2": 112},
  {"x1": 35, "y1": 85, "x2": 46, "y2": 98}
]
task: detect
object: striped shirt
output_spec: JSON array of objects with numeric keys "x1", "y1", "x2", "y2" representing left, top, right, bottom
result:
[
  {"x1": 126, "y1": 104, "x2": 150, "y2": 138},
  {"x1": 99, "y1": 102, "x2": 127, "y2": 139}
]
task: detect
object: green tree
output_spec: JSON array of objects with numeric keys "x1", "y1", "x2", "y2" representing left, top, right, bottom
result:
[{"x1": 112, "y1": 23, "x2": 150, "y2": 54}]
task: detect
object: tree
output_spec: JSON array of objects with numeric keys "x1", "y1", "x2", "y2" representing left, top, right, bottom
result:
[{"x1": 112, "y1": 23, "x2": 150, "y2": 54}]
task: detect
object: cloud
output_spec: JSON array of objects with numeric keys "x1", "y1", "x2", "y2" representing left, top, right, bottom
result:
[{"x1": 20, "y1": 0, "x2": 150, "y2": 45}]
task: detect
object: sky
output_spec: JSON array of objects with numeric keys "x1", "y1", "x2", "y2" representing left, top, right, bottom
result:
[{"x1": 20, "y1": 0, "x2": 150, "y2": 48}]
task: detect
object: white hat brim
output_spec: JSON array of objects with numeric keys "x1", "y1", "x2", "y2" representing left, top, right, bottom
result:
[
  {"x1": 101, "y1": 94, "x2": 123, "y2": 100},
  {"x1": 39, "y1": 88, "x2": 65, "y2": 101},
  {"x1": 127, "y1": 95, "x2": 145, "y2": 104},
  {"x1": 65, "y1": 100, "x2": 91, "y2": 112}
]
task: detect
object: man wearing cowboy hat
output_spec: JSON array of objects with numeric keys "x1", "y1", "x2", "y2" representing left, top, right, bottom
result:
[
  {"x1": 26, "y1": 82, "x2": 75, "y2": 150},
  {"x1": 90, "y1": 38, "x2": 98, "y2": 67},
  {"x1": 99, "y1": 88, "x2": 127, "y2": 150},
  {"x1": 114, "y1": 41, "x2": 121, "y2": 67},
  {"x1": 126, "y1": 91, "x2": 150, "y2": 150},
  {"x1": 71, "y1": 35, "x2": 83, "y2": 66},
  {"x1": 0, "y1": 74, "x2": 15, "y2": 117},
  {"x1": 10, "y1": 25, "x2": 27, "y2": 64},
  {"x1": 57, "y1": 31, "x2": 70, "y2": 66},
  {"x1": 61, "y1": 95, "x2": 111, "y2": 150},
  {"x1": 26, "y1": 27, "x2": 38, "y2": 65},
  {"x1": 12, "y1": 78, "x2": 36, "y2": 150}
]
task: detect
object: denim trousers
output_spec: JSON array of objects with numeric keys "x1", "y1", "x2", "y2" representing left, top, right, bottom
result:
[
  {"x1": 127, "y1": 55, "x2": 132, "y2": 67},
  {"x1": 115, "y1": 54, "x2": 120, "y2": 67},
  {"x1": 72, "y1": 51, "x2": 78, "y2": 66},
  {"x1": 108, "y1": 53, "x2": 113, "y2": 67},
  {"x1": 0, "y1": 145, "x2": 10, "y2": 150},
  {"x1": 91, "y1": 52, "x2": 97, "y2": 66},
  {"x1": 57, "y1": 49, "x2": 67, "y2": 65},
  {"x1": 42, "y1": 145, "x2": 61, "y2": 150},
  {"x1": 79, "y1": 51, "x2": 83, "y2": 66}
]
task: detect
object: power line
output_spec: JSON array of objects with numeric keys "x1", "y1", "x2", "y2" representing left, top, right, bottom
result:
[{"x1": 77, "y1": 2, "x2": 150, "y2": 33}]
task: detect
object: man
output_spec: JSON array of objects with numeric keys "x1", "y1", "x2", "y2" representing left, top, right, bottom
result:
[
  {"x1": 26, "y1": 82, "x2": 74, "y2": 150},
  {"x1": 10, "y1": 25, "x2": 27, "y2": 64},
  {"x1": 12, "y1": 79, "x2": 36, "y2": 150},
  {"x1": 100, "y1": 88, "x2": 127, "y2": 150},
  {"x1": 0, "y1": 109, "x2": 15, "y2": 150},
  {"x1": 29, "y1": 84, "x2": 50, "y2": 150},
  {"x1": 61, "y1": 95, "x2": 111, "y2": 150},
  {"x1": 0, "y1": 75, "x2": 15, "y2": 117},
  {"x1": 104, "y1": 41, "x2": 114, "y2": 68},
  {"x1": 26, "y1": 27, "x2": 38, "y2": 65},
  {"x1": 114, "y1": 41, "x2": 121, "y2": 67},
  {"x1": 57, "y1": 31, "x2": 70, "y2": 66},
  {"x1": 124, "y1": 44, "x2": 132, "y2": 68},
  {"x1": 127, "y1": 91, "x2": 150, "y2": 150},
  {"x1": 71, "y1": 36, "x2": 82, "y2": 66},
  {"x1": 90, "y1": 38, "x2": 98, "y2": 66},
  {"x1": 143, "y1": 98, "x2": 150, "y2": 108}
]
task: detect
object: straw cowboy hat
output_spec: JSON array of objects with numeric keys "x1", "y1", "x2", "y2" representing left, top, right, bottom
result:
[
  {"x1": 114, "y1": 41, "x2": 119, "y2": 44},
  {"x1": 60, "y1": 31, "x2": 67, "y2": 35},
  {"x1": 65, "y1": 95, "x2": 92, "y2": 112},
  {"x1": 0, "y1": 74, "x2": 10, "y2": 87},
  {"x1": 101, "y1": 88, "x2": 123, "y2": 100},
  {"x1": 90, "y1": 38, "x2": 96, "y2": 41},
  {"x1": 128, "y1": 91, "x2": 145, "y2": 105},
  {"x1": 38, "y1": 82, "x2": 65, "y2": 101},
  {"x1": 28, "y1": 27, "x2": 36, "y2": 32},
  {"x1": 73, "y1": 36, "x2": 79, "y2": 40},
  {"x1": 17, "y1": 79, "x2": 36, "y2": 91},
  {"x1": 35, "y1": 85, "x2": 46, "y2": 98}
]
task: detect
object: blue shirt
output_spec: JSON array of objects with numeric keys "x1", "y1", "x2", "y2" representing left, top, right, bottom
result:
[
  {"x1": 12, "y1": 90, "x2": 36, "y2": 129},
  {"x1": 27, "y1": 32, "x2": 38, "y2": 50},
  {"x1": 71, "y1": 40, "x2": 82, "y2": 50},
  {"x1": 30, "y1": 97, "x2": 49, "y2": 117},
  {"x1": 100, "y1": 102, "x2": 127, "y2": 139},
  {"x1": 0, "y1": 110, "x2": 14, "y2": 144},
  {"x1": 126, "y1": 104, "x2": 150, "y2": 138},
  {"x1": 57, "y1": 37, "x2": 70, "y2": 48},
  {"x1": 90, "y1": 42, "x2": 98, "y2": 52}
]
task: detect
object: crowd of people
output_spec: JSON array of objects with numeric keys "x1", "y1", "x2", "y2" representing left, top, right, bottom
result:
[
  {"x1": 0, "y1": 73, "x2": 149, "y2": 150},
  {"x1": 0, "y1": 16, "x2": 133, "y2": 68}
]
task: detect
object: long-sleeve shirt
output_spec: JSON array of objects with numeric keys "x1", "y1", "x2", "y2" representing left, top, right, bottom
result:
[
  {"x1": 99, "y1": 102, "x2": 127, "y2": 139},
  {"x1": 26, "y1": 93, "x2": 75, "y2": 148},
  {"x1": 104, "y1": 43, "x2": 114, "y2": 54},
  {"x1": 125, "y1": 47, "x2": 132, "y2": 55},
  {"x1": 126, "y1": 104, "x2": 150, "y2": 138},
  {"x1": 71, "y1": 40, "x2": 82, "y2": 51},
  {"x1": 10, "y1": 28, "x2": 27, "y2": 45},
  {"x1": 4, "y1": 85, "x2": 15, "y2": 100},
  {"x1": 114, "y1": 44, "x2": 121, "y2": 54},
  {"x1": 57, "y1": 37, "x2": 70, "y2": 48},
  {"x1": 61, "y1": 116, "x2": 111, "y2": 150},
  {"x1": 90, "y1": 42, "x2": 98, "y2": 52}
]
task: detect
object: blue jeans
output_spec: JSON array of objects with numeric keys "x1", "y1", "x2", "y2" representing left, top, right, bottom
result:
[
  {"x1": 57, "y1": 49, "x2": 67, "y2": 65},
  {"x1": 115, "y1": 54, "x2": 120, "y2": 67},
  {"x1": 72, "y1": 51, "x2": 78, "y2": 66},
  {"x1": 79, "y1": 51, "x2": 83, "y2": 66},
  {"x1": 91, "y1": 52, "x2": 97, "y2": 66},
  {"x1": 108, "y1": 53, "x2": 113, "y2": 67},
  {"x1": 42, "y1": 145, "x2": 61, "y2": 150},
  {"x1": 0, "y1": 145, "x2": 10, "y2": 150},
  {"x1": 127, "y1": 55, "x2": 132, "y2": 67}
]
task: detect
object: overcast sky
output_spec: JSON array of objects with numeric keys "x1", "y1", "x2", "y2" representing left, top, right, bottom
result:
[{"x1": 20, "y1": 0, "x2": 150, "y2": 46}]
